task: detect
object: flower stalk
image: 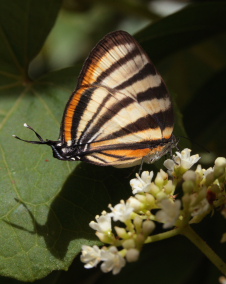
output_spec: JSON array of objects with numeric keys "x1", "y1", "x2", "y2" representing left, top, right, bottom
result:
[{"x1": 181, "y1": 225, "x2": 226, "y2": 276}]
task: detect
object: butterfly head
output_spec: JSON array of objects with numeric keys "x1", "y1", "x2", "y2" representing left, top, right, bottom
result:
[{"x1": 13, "y1": 123, "x2": 77, "y2": 162}]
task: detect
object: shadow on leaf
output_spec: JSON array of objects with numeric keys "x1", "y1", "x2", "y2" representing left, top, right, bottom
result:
[{"x1": 5, "y1": 163, "x2": 132, "y2": 259}]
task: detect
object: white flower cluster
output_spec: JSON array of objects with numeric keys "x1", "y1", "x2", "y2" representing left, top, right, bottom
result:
[
  {"x1": 80, "y1": 149, "x2": 226, "y2": 275},
  {"x1": 81, "y1": 245, "x2": 126, "y2": 274},
  {"x1": 182, "y1": 156, "x2": 226, "y2": 224}
]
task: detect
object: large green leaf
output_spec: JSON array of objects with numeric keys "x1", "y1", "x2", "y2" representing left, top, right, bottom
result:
[
  {"x1": 0, "y1": 0, "x2": 62, "y2": 76},
  {"x1": 0, "y1": 1, "x2": 225, "y2": 282},
  {"x1": 135, "y1": 2, "x2": 226, "y2": 63}
]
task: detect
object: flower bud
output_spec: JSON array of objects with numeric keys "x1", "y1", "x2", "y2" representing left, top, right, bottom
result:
[
  {"x1": 160, "y1": 169, "x2": 168, "y2": 179},
  {"x1": 182, "y1": 180, "x2": 195, "y2": 193},
  {"x1": 114, "y1": 226, "x2": 127, "y2": 239},
  {"x1": 156, "y1": 192, "x2": 168, "y2": 201},
  {"x1": 145, "y1": 193, "x2": 155, "y2": 207},
  {"x1": 133, "y1": 216, "x2": 142, "y2": 232},
  {"x1": 215, "y1": 157, "x2": 226, "y2": 167},
  {"x1": 183, "y1": 170, "x2": 196, "y2": 181},
  {"x1": 164, "y1": 180, "x2": 175, "y2": 195},
  {"x1": 126, "y1": 248, "x2": 140, "y2": 262},
  {"x1": 127, "y1": 197, "x2": 143, "y2": 211},
  {"x1": 205, "y1": 172, "x2": 215, "y2": 186},
  {"x1": 214, "y1": 165, "x2": 225, "y2": 179},
  {"x1": 155, "y1": 172, "x2": 164, "y2": 188},
  {"x1": 135, "y1": 194, "x2": 146, "y2": 203},
  {"x1": 142, "y1": 220, "x2": 155, "y2": 236},
  {"x1": 122, "y1": 239, "x2": 135, "y2": 249},
  {"x1": 149, "y1": 183, "x2": 160, "y2": 196}
]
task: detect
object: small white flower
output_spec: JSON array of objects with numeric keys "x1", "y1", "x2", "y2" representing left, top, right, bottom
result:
[
  {"x1": 177, "y1": 149, "x2": 200, "y2": 169},
  {"x1": 203, "y1": 167, "x2": 214, "y2": 178},
  {"x1": 108, "y1": 201, "x2": 134, "y2": 223},
  {"x1": 80, "y1": 245, "x2": 101, "y2": 268},
  {"x1": 163, "y1": 159, "x2": 175, "y2": 175},
  {"x1": 89, "y1": 214, "x2": 111, "y2": 233},
  {"x1": 164, "y1": 148, "x2": 200, "y2": 175},
  {"x1": 100, "y1": 246, "x2": 126, "y2": 274},
  {"x1": 130, "y1": 171, "x2": 154, "y2": 194},
  {"x1": 190, "y1": 198, "x2": 210, "y2": 217},
  {"x1": 155, "y1": 199, "x2": 181, "y2": 229}
]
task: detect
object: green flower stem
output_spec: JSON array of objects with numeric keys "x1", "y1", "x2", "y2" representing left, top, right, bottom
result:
[
  {"x1": 181, "y1": 225, "x2": 226, "y2": 276},
  {"x1": 145, "y1": 225, "x2": 226, "y2": 275},
  {"x1": 145, "y1": 227, "x2": 182, "y2": 243}
]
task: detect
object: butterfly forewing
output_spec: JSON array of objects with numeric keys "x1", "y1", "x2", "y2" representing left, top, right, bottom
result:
[{"x1": 60, "y1": 30, "x2": 174, "y2": 166}]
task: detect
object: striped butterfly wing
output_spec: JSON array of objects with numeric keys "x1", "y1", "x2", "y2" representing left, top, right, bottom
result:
[{"x1": 60, "y1": 30, "x2": 174, "y2": 166}]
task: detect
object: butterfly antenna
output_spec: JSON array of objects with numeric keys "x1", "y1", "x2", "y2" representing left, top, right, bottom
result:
[{"x1": 12, "y1": 123, "x2": 47, "y2": 145}]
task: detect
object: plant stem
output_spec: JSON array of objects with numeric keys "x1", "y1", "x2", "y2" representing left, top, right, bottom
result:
[
  {"x1": 181, "y1": 225, "x2": 226, "y2": 276},
  {"x1": 145, "y1": 227, "x2": 182, "y2": 243}
]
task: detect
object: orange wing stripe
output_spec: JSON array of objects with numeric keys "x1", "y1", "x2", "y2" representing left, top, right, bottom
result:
[
  {"x1": 63, "y1": 87, "x2": 88, "y2": 142},
  {"x1": 103, "y1": 148, "x2": 151, "y2": 159}
]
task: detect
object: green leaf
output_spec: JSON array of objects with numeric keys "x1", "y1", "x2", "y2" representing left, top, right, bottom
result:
[
  {"x1": 135, "y1": 2, "x2": 226, "y2": 63},
  {"x1": 0, "y1": 0, "x2": 62, "y2": 76}
]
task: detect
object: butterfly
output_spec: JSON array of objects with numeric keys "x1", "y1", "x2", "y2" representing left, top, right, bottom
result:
[{"x1": 13, "y1": 30, "x2": 177, "y2": 168}]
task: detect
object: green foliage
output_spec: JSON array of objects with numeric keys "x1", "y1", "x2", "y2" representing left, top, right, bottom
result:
[{"x1": 0, "y1": 0, "x2": 226, "y2": 283}]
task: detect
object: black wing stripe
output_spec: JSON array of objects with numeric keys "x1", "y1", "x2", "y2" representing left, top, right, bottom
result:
[
  {"x1": 115, "y1": 63, "x2": 156, "y2": 91},
  {"x1": 137, "y1": 81, "x2": 168, "y2": 102},
  {"x1": 98, "y1": 115, "x2": 159, "y2": 142},
  {"x1": 78, "y1": 95, "x2": 135, "y2": 143},
  {"x1": 154, "y1": 106, "x2": 174, "y2": 129},
  {"x1": 77, "y1": 92, "x2": 112, "y2": 144},
  {"x1": 81, "y1": 154, "x2": 135, "y2": 165},
  {"x1": 82, "y1": 139, "x2": 172, "y2": 156},
  {"x1": 71, "y1": 87, "x2": 97, "y2": 142},
  {"x1": 95, "y1": 46, "x2": 141, "y2": 84}
]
